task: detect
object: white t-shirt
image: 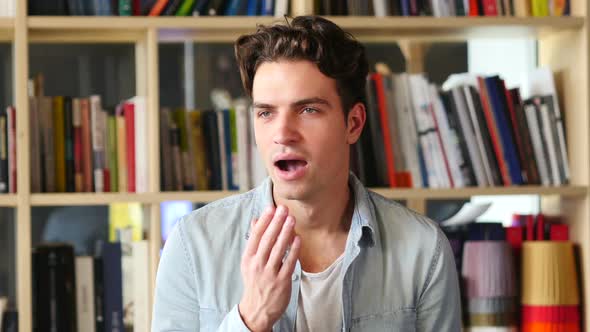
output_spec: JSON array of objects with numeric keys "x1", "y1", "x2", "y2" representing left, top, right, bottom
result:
[{"x1": 295, "y1": 254, "x2": 345, "y2": 332}]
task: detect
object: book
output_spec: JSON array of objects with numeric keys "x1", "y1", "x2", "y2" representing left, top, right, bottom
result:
[{"x1": 75, "y1": 256, "x2": 96, "y2": 332}]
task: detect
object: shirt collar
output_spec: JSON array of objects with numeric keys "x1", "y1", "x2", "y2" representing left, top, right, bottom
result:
[{"x1": 251, "y1": 173, "x2": 376, "y2": 248}]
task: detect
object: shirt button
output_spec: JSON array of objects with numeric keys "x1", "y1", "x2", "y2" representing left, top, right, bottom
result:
[{"x1": 292, "y1": 274, "x2": 299, "y2": 281}]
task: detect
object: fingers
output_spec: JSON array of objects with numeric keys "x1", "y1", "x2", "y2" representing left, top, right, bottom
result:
[
  {"x1": 244, "y1": 206, "x2": 275, "y2": 257},
  {"x1": 278, "y1": 236, "x2": 301, "y2": 280},
  {"x1": 256, "y1": 205, "x2": 289, "y2": 263},
  {"x1": 267, "y1": 215, "x2": 296, "y2": 270}
]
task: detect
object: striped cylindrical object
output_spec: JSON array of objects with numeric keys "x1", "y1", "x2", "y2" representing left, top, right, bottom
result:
[
  {"x1": 521, "y1": 242, "x2": 580, "y2": 332},
  {"x1": 462, "y1": 241, "x2": 518, "y2": 329}
]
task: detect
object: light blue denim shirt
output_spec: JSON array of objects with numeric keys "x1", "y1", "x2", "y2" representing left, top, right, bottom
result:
[{"x1": 152, "y1": 174, "x2": 462, "y2": 331}]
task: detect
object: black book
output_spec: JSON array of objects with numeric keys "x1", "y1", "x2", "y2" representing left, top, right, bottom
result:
[
  {"x1": 202, "y1": 110, "x2": 222, "y2": 190},
  {"x1": 64, "y1": 97, "x2": 75, "y2": 193},
  {"x1": 466, "y1": 86, "x2": 502, "y2": 186},
  {"x1": 0, "y1": 108, "x2": 8, "y2": 193},
  {"x1": 32, "y1": 243, "x2": 77, "y2": 332},
  {"x1": 440, "y1": 91, "x2": 477, "y2": 186}
]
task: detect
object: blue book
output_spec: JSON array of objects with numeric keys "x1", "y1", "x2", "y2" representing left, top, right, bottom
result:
[
  {"x1": 246, "y1": 0, "x2": 259, "y2": 15},
  {"x1": 101, "y1": 242, "x2": 124, "y2": 332},
  {"x1": 225, "y1": 0, "x2": 246, "y2": 15},
  {"x1": 400, "y1": 0, "x2": 410, "y2": 16},
  {"x1": 261, "y1": 0, "x2": 273, "y2": 15},
  {"x1": 484, "y1": 77, "x2": 524, "y2": 185}
]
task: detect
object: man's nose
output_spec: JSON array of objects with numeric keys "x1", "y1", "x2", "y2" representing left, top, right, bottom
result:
[{"x1": 273, "y1": 113, "x2": 301, "y2": 145}]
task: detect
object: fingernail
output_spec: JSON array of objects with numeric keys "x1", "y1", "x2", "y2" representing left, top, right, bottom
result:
[
  {"x1": 276, "y1": 205, "x2": 286, "y2": 215},
  {"x1": 264, "y1": 206, "x2": 274, "y2": 214}
]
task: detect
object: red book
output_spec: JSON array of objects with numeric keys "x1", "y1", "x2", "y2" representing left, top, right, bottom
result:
[
  {"x1": 124, "y1": 101, "x2": 136, "y2": 193},
  {"x1": 502, "y1": 81, "x2": 528, "y2": 183},
  {"x1": 148, "y1": 0, "x2": 169, "y2": 16},
  {"x1": 103, "y1": 169, "x2": 111, "y2": 193},
  {"x1": 506, "y1": 226, "x2": 523, "y2": 250},
  {"x1": 550, "y1": 224, "x2": 569, "y2": 241},
  {"x1": 80, "y1": 99, "x2": 93, "y2": 192},
  {"x1": 477, "y1": 76, "x2": 511, "y2": 186},
  {"x1": 482, "y1": 0, "x2": 499, "y2": 15},
  {"x1": 133, "y1": 0, "x2": 141, "y2": 15},
  {"x1": 371, "y1": 73, "x2": 397, "y2": 187},
  {"x1": 469, "y1": 0, "x2": 480, "y2": 15}
]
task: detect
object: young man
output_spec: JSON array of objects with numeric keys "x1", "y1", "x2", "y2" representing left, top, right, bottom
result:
[{"x1": 152, "y1": 16, "x2": 461, "y2": 331}]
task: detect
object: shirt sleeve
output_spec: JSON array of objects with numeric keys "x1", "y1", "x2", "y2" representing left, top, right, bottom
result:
[
  {"x1": 151, "y1": 219, "x2": 253, "y2": 332},
  {"x1": 415, "y1": 228, "x2": 462, "y2": 332}
]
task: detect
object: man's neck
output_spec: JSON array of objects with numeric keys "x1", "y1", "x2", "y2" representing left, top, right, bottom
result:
[{"x1": 273, "y1": 180, "x2": 354, "y2": 273}]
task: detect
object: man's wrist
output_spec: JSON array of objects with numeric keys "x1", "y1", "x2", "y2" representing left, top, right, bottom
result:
[{"x1": 238, "y1": 303, "x2": 272, "y2": 332}]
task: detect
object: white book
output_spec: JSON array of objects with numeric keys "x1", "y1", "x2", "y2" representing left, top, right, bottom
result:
[
  {"x1": 525, "y1": 67, "x2": 570, "y2": 182},
  {"x1": 539, "y1": 103, "x2": 561, "y2": 185},
  {"x1": 451, "y1": 87, "x2": 487, "y2": 186},
  {"x1": 132, "y1": 241, "x2": 150, "y2": 332},
  {"x1": 75, "y1": 256, "x2": 96, "y2": 332},
  {"x1": 274, "y1": 0, "x2": 289, "y2": 16},
  {"x1": 393, "y1": 73, "x2": 422, "y2": 188},
  {"x1": 217, "y1": 110, "x2": 229, "y2": 190},
  {"x1": 0, "y1": 297, "x2": 6, "y2": 328},
  {"x1": 131, "y1": 96, "x2": 149, "y2": 193},
  {"x1": 524, "y1": 104, "x2": 551, "y2": 185},
  {"x1": 373, "y1": 0, "x2": 389, "y2": 16},
  {"x1": 249, "y1": 113, "x2": 267, "y2": 187},
  {"x1": 235, "y1": 99, "x2": 251, "y2": 191},
  {"x1": 90, "y1": 95, "x2": 105, "y2": 193},
  {"x1": 431, "y1": 85, "x2": 465, "y2": 188}
]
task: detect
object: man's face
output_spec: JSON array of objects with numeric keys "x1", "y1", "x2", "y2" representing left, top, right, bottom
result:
[{"x1": 252, "y1": 60, "x2": 364, "y2": 201}]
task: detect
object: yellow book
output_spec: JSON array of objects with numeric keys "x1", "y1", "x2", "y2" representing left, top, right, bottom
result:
[
  {"x1": 188, "y1": 110, "x2": 208, "y2": 190},
  {"x1": 531, "y1": 0, "x2": 549, "y2": 16},
  {"x1": 109, "y1": 202, "x2": 143, "y2": 242},
  {"x1": 53, "y1": 96, "x2": 66, "y2": 192},
  {"x1": 116, "y1": 113, "x2": 128, "y2": 193}
]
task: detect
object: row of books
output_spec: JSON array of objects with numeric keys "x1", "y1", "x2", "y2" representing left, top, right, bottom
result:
[
  {"x1": 318, "y1": 0, "x2": 569, "y2": 17},
  {"x1": 159, "y1": 97, "x2": 266, "y2": 191},
  {"x1": 0, "y1": 106, "x2": 16, "y2": 194},
  {"x1": 29, "y1": 94, "x2": 149, "y2": 193},
  {"x1": 353, "y1": 67, "x2": 570, "y2": 189},
  {"x1": 32, "y1": 241, "x2": 150, "y2": 332},
  {"x1": 28, "y1": 0, "x2": 290, "y2": 16}
]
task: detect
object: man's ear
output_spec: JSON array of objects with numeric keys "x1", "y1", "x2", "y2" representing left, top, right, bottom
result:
[{"x1": 346, "y1": 102, "x2": 366, "y2": 144}]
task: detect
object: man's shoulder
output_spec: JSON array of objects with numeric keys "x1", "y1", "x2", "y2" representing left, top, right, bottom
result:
[
  {"x1": 367, "y1": 190, "x2": 443, "y2": 249},
  {"x1": 179, "y1": 189, "x2": 258, "y2": 238}
]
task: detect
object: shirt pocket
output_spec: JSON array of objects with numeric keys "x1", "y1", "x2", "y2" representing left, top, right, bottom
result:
[
  {"x1": 199, "y1": 308, "x2": 228, "y2": 331},
  {"x1": 350, "y1": 308, "x2": 417, "y2": 332}
]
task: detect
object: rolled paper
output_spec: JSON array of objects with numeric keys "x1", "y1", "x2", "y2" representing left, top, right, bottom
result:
[
  {"x1": 522, "y1": 305, "x2": 579, "y2": 324},
  {"x1": 469, "y1": 312, "x2": 517, "y2": 327},
  {"x1": 462, "y1": 241, "x2": 517, "y2": 298},
  {"x1": 521, "y1": 322, "x2": 580, "y2": 332},
  {"x1": 521, "y1": 241, "x2": 580, "y2": 306},
  {"x1": 468, "y1": 297, "x2": 518, "y2": 314}
]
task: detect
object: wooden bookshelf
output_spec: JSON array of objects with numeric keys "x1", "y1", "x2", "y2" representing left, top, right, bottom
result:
[
  {"x1": 0, "y1": 194, "x2": 17, "y2": 207},
  {"x1": 8, "y1": 0, "x2": 590, "y2": 331},
  {"x1": 25, "y1": 186, "x2": 590, "y2": 206},
  {"x1": 25, "y1": 16, "x2": 586, "y2": 42}
]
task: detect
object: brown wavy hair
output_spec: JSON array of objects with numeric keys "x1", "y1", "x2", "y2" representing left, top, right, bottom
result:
[{"x1": 234, "y1": 15, "x2": 368, "y2": 116}]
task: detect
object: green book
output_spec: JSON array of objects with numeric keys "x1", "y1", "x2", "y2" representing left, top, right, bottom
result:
[
  {"x1": 175, "y1": 0, "x2": 196, "y2": 16},
  {"x1": 107, "y1": 111, "x2": 119, "y2": 193},
  {"x1": 119, "y1": 0, "x2": 132, "y2": 15}
]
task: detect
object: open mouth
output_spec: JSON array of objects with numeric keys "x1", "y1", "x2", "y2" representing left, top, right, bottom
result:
[{"x1": 275, "y1": 160, "x2": 308, "y2": 172}]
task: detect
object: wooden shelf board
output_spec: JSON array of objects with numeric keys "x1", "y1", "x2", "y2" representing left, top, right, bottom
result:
[
  {"x1": 29, "y1": 186, "x2": 588, "y2": 205},
  {"x1": 30, "y1": 192, "x2": 158, "y2": 206},
  {"x1": 26, "y1": 16, "x2": 586, "y2": 42},
  {"x1": 0, "y1": 194, "x2": 18, "y2": 207},
  {"x1": 371, "y1": 185, "x2": 589, "y2": 199}
]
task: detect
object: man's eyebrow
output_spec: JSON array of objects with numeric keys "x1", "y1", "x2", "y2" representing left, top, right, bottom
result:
[{"x1": 252, "y1": 97, "x2": 332, "y2": 109}]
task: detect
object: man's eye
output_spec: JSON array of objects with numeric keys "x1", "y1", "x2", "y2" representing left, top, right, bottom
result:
[
  {"x1": 258, "y1": 111, "x2": 271, "y2": 118},
  {"x1": 302, "y1": 107, "x2": 317, "y2": 114}
]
